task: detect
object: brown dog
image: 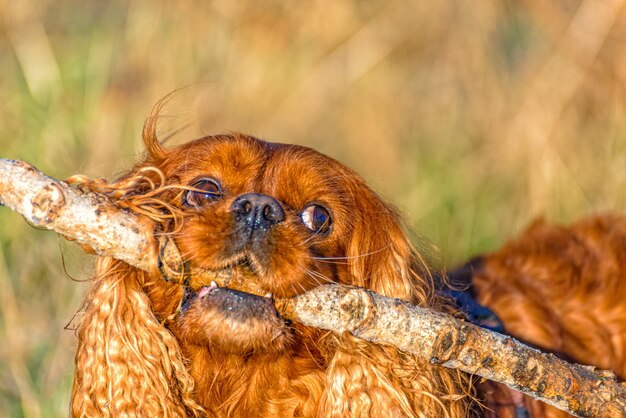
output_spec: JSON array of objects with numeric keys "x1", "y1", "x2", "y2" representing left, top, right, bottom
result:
[
  {"x1": 69, "y1": 112, "x2": 625, "y2": 417},
  {"x1": 70, "y1": 118, "x2": 469, "y2": 417},
  {"x1": 468, "y1": 215, "x2": 626, "y2": 417}
]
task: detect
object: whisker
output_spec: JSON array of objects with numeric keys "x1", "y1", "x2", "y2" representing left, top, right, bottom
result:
[
  {"x1": 298, "y1": 280, "x2": 309, "y2": 294},
  {"x1": 302, "y1": 271, "x2": 323, "y2": 287},
  {"x1": 300, "y1": 228, "x2": 325, "y2": 247},
  {"x1": 312, "y1": 247, "x2": 389, "y2": 261},
  {"x1": 304, "y1": 269, "x2": 335, "y2": 285},
  {"x1": 290, "y1": 283, "x2": 299, "y2": 297},
  {"x1": 310, "y1": 258, "x2": 350, "y2": 266}
]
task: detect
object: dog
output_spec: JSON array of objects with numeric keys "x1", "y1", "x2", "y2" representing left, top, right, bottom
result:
[
  {"x1": 452, "y1": 214, "x2": 626, "y2": 417},
  {"x1": 70, "y1": 110, "x2": 471, "y2": 417},
  {"x1": 69, "y1": 109, "x2": 625, "y2": 417}
]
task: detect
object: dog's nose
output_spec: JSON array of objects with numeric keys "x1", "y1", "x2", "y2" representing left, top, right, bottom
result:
[{"x1": 231, "y1": 193, "x2": 285, "y2": 232}]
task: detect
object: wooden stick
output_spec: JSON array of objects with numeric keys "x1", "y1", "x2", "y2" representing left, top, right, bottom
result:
[
  {"x1": 0, "y1": 159, "x2": 156, "y2": 270},
  {"x1": 1, "y1": 158, "x2": 624, "y2": 417},
  {"x1": 277, "y1": 285, "x2": 626, "y2": 417}
]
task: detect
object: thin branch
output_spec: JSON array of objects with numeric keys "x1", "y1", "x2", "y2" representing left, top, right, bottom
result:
[
  {"x1": 0, "y1": 159, "x2": 156, "y2": 270},
  {"x1": 1, "y1": 158, "x2": 624, "y2": 417},
  {"x1": 277, "y1": 285, "x2": 626, "y2": 417}
]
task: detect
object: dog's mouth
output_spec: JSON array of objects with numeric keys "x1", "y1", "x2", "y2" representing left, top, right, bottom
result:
[
  {"x1": 175, "y1": 271, "x2": 293, "y2": 354},
  {"x1": 177, "y1": 253, "x2": 287, "y2": 330},
  {"x1": 187, "y1": 253, "x2": 277, "y2": 300},
  {"x1": 179, "y1": 281, "x2": 277, "y2": 321}
]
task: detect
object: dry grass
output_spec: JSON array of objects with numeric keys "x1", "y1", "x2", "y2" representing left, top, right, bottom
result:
[{"x1": 1, "y1": 0, "x2": 626, "y2": 415}]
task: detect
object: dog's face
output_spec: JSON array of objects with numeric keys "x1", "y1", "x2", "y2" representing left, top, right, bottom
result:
[
  {"x1": 172, "y1": 136, "x2": 351, "y2": 299},
  {"x1": 140, "y1": 134, "x2": 420, "y2": 355}
]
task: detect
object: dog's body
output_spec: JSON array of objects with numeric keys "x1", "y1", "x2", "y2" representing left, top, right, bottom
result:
[
  {"x1": 70, "y1": 120, "x2": 626, "y2": 417},
  {"x1": 467, "y1": 215, "x2": 626, "y2": 417}
]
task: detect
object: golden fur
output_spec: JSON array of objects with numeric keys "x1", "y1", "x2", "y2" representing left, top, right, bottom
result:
[
  {"x1": 70, "y1": 114, "x2": 471, "y2": 417},
  {"x1": 473, "y1": 215, "x2": 626, "y2": 417},
  {"x1": 69, "y1": 107, "x2": 626, "y2": 417}
]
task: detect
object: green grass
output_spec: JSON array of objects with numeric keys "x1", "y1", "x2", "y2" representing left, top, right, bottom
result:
[{"x1": 1, "y1": 1, "x2": 626, "y2": 415}]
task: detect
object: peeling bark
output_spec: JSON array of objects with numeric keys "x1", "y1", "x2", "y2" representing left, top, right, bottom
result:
[
  {"x1": 277, "y1": 285, "x2": 626, "y2": 417},
  {"x1": 1, "y1": 158, "x2": 625, "y2": 417},
  {"x1": 0, "y1": 159, "x2": 157, "y2": 271}
]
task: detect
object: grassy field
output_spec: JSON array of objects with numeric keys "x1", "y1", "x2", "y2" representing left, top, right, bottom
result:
[{"x1": 2, "y1": 0, "x2": 626, "y2": 416}]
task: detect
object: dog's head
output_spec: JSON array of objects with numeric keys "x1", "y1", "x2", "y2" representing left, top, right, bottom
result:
[{"x1": 134, "y1": 131, "x2": 433, "y2": 355}]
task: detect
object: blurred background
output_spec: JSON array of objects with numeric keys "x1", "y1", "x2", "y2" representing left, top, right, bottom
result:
[{"x1": 1, "y1": 0, "x2": 626, "y2": 415}]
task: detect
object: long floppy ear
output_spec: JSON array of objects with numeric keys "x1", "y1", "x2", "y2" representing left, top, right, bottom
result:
[
  {"x1": 344, "y1": 182, "x2": 433, "y2": 306},
  {"x1": 319, "y1": 180, "x2": 471, "y2": 417},
  {"x1": 71, "y1": 258, "x2": 204, "y2": 417},
  {"x1": 319, "y1": 332, "x2": 471, "y2": 418}
]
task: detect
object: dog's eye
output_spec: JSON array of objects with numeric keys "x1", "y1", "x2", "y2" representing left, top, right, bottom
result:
[
  {"x1": 184, "y1": 178, "x2": 222, "y2": 207},
  {"x1": 301, "y1": 204, "x2": 331, "y2": 233}
]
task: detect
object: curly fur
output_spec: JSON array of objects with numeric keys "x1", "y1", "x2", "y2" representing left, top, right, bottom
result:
[
  {"x1": 471, "y1": 215, "x2": 626, "y2": 417},
  {"x1": 72, "y1": 259, "x2": 204, "y2": 417},
  {"x1": 70, "y1": 103, "x2": 626, "y2": 418},
  {"x1": 70, "y1": 105, "x2": 472, "y2": 417}
]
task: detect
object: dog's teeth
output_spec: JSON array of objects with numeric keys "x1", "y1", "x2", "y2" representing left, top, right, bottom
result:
[
  {"x1": 210, "y1": 281, "x2": 218, "y2": 288},
  {"x1": 197, "y1": 287, "x2": 211, "y2": 298},
  {"x1": 264, "y1": 293, "x2": 272, "y2": 299}
]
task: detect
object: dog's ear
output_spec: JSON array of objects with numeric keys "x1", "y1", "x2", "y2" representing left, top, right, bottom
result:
[
  {"x1": 319, "y1": 332, "x2": 470, "y2": 417},
  {"x1": 345, "y1": 182, "x2": 433, "y2": 306},
  {"x1": 71, "y1": 258, "x2": 203, "y2": 417},
  {"x1": 324, "y1": 181, "x2": 470, "y2": 417}
]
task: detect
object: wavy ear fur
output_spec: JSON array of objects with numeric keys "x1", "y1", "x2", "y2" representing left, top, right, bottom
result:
[
  {"x1": 344, "y1": 179, "x2": 434, "y2": 305},
  {"x1": 319, "y1": 182, "x2": 470, "y2": 417},
  {"x1": 71, "y1": 258, "x2": 204, "y2": 417},
  {"x1": 319, "y1": 332, "x2": 470, "y2": 418},
  {"x1": 70, "y1": 107, "x2": 208, "y2": 416}
]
